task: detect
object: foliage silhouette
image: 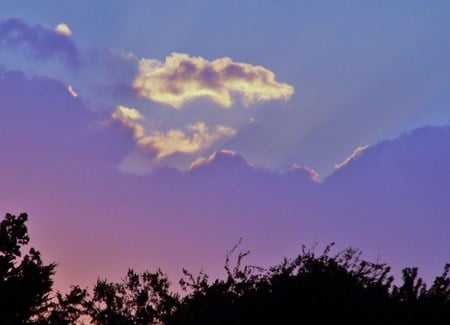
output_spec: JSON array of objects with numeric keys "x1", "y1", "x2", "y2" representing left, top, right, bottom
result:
[
  {"x1": 167, "y1": 241, "x2": 450, "y2": 324},
  {"x1": 0, "y1": 213, "x2": 449, "y2": 324},
  {"x1": 41, "y1": 285, "x2": 89, "y2": 324},
  {"x1": 169, "y1": 242, "x2": 397, "y2": 324},
  {"x1": 0, "y1": 213, "x2": 56, "y2": 324},
  {"x1": 87, "y1": 268, "x2": 179, "y2": 325}
]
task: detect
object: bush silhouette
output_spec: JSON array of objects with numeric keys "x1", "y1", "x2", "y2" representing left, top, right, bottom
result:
[
  {"x1": 169, "y1": 243, "x2": 396, "y2": 324},
  {"x1": 169, "y1": 242, "x2": 450, "y2": 324}
]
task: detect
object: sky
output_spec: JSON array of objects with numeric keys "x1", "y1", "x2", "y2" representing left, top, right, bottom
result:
[{"x1": 0, "y1": 1, "x2": 449, "y2": 292}]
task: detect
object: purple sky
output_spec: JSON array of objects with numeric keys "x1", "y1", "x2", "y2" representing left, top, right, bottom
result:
[{"x1": 0, "y1": 2, "x2": 449, "y2": 292}]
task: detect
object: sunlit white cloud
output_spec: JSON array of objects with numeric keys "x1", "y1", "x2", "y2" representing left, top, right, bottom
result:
[
  {"x1": 54, "y1": 23, "x2": 72, "y2": 37},
  {"x1": 111, "y1": 105, "x2": 236, "y2": 159},
  {"x1": 335, "y1": 145, "x2": 369, "y2": 170},
  {"x1": 112, "y1": 105, "x2": 143, "y2": 121},
  {"x1": 133, "y1": 52, "x2": 294, "y2": 109},
  {"x1": 111, "y1": 105, "x2": 145, "y2": 138},
  {"x1": 140, "y1": 123, "x2": 236, "y2": 159}
]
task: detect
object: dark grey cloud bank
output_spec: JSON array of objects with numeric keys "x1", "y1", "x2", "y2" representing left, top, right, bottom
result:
[
  {"x1": 0, "y1": 18, "x2": 80, "y2": 66},
  {"x1": 0, "y1": 17, "x2": 138, "y2": 111}
]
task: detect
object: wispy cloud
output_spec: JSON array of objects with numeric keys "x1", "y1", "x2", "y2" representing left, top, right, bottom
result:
[
  {"x1": 111, "y1": 105, "x2": 236, "y2": 159},
  {"x1": 0, "y1": 18, "x2": 79, "y2": 66},
  {"x1": 335, "y1": 145, "x2": 369, "y2": 170},
  {"x1": 133, "y1": 53, "x2": 294, "y2": 109}
]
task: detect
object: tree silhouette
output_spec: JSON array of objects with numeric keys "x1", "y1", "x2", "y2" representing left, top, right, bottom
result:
[{"x1": 0, "y1": 213, "x2": 56, "y2": 324}]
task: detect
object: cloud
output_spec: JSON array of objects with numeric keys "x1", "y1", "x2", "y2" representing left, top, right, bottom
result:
[
  {"x1": 334, "y1": 145, "x2": 369, "y2": 170},
  {"x1": 111, "y1": 105, "x2": 145, "y2": 139},
  {"x1": 0, "y1": 18, "x2": 79, "y2": 66},
  {"x1": 132, "y1": 52, "x2": 294, "y2": 109},
  {"x1": 111, "y1": 106, "x2": 236, "y2": 159},
  {"x1": 112, "y1": 105, "x2": 143, "y2": 121},
  {"x1": 0, "y1": 18, "x2": 139, "y2": 111},
  {"x1": 141, "y1": 123, "x2": 236, "y2": 159},
  {"x1": 189, "y1": 149, "x2": 237, "y2": 169},
  {"x1": 54, "y1": 23, "x2": 72, "y2": 37},
  {"x1": 288, "y1": 164, "x2": 320, "y2": 182},
  {"x1": 67, "y1": 85, "x2": 79, "y2": 98}
]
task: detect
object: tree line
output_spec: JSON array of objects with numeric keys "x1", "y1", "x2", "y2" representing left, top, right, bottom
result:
[{"x1": 1, "y1": 213, "x2": 449, "y2": 324}]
